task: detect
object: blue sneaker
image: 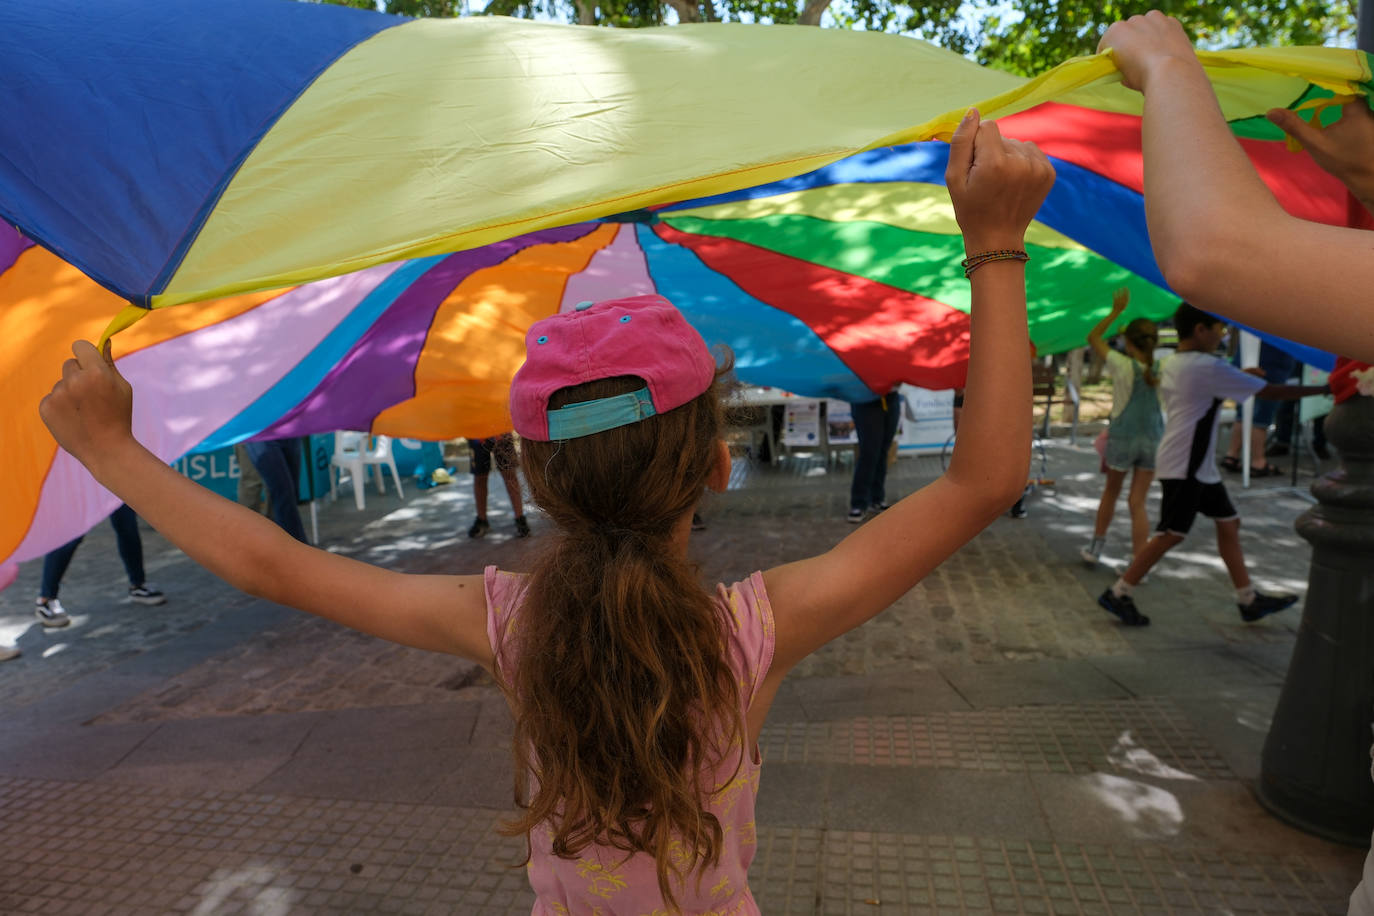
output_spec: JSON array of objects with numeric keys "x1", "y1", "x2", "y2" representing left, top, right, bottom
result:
[{"x1": 1098, "y1": 589, "x2": 1150, "y2": 627}]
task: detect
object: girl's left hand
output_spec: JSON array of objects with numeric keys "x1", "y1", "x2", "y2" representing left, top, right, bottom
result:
[{"x1": 39, "y1": 340, "x2": 136, "y2": 467}]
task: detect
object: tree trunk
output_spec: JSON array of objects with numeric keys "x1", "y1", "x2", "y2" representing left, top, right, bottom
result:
[
  {"x1": 573, "y1": 0, "x2": 596, "y2": 24},
  {"x1": 665, "y1": 0, "x2": 702, "y2": 22},
  {"x1": 799, "y1": 0, "x2": 832, "y2": 25}
]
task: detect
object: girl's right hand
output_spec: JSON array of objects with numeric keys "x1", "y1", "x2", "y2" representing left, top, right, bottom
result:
[
  {"x1": 1098, "y1": 11, "x2": 1201, "y2": 93},
  {"x1": 945, "y1": 109, "x2": 1056, "y2": 255},
  {"x1": 39, "y1": 340, "x2": 137, "y2": 470}
]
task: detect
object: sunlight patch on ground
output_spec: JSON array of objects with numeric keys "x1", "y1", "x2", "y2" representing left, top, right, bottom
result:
[
  {"x1": 1106, "y1": 730, "x2": 1201, "y2": 782},
  {"x1": 1083, "y1": 772, "x2": 1186, "y2": 839},
  {"x1": 191, "y1": 864, "x2": 299, "y2": 916}
]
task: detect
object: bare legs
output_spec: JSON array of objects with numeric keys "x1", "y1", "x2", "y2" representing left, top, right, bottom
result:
[
  {"x1": 1121, "y1": 531, "x2": 1184, "y2": 586},
  {"x1": 1126, "y1": 469, "x2": 1155, "y2": 557},
  {"x1": 473, "y1": 466, "x2": 525, "y2": 519},
  {"x1": 1093, "y1": 469, "x2": 1127, "y2": 539},
  {"x1": 1214, "y1": 517, "x2": 1251, "y2": 588},
  {"x1": 1091, "y1": 467, "x2": 1155, "y2": 560},
  {"x1": 1121, "y1": 518, "x2": 1248, "y2": 588}
]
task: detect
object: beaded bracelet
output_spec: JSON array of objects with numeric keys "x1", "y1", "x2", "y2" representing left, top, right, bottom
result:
[{"x1": 961, "y1": 249, "x2": 1029, "y2": 278}]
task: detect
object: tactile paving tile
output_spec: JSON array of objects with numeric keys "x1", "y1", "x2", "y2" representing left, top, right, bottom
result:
[
  {"x1": 0, "y1": 777, "x2": 533, "y2": 915},
  {"x1": 759, "y1": 698, "x2": 1233, "y2": 779},
  {"x1": 0, "y1": 779, "x2": 1356, "y2": 915},
  {"x1": 775, "y1": 831, "x2": 1355, "y2": 916}
]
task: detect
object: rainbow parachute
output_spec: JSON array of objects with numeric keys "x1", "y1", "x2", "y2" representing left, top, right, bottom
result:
[{"x1": 1, "y1": 0, "x2": 1370, "y2": 571}]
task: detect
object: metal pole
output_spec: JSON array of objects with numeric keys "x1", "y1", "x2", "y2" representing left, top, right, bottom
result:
[{"x1": 1361, "y1": 0, "x2": 1374, "y2": 53}]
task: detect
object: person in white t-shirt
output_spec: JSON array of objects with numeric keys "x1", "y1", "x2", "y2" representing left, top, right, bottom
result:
[
  {"x1": 1097, "y1": 303, "x2": 1330, "y2": 627},
  {"x1": 1080, "y1": 288, "x2": 1163, "y2": 567}
]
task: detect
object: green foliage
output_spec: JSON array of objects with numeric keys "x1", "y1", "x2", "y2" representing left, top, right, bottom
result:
[
  {"x1": 977, "y1": 0, "x2": 1357, "y2": 75},
  {"x1": 318, "y1": 0, "x2": 462, "y2": 17},
  {"x1": 310, "y1": 0, "x2": 1359, "y2": 73},
  {"x1": 837, "y1": 0, "x2": 1357, "y2": 73}
]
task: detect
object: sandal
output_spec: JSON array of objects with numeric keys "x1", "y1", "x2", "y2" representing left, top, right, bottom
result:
[
  {"x1": 1220, "y1": 456, "x2": 1242, "y2": 473},
  {"x1": 1248, "y1": 464, "x2": 1282, "y2": 478}
]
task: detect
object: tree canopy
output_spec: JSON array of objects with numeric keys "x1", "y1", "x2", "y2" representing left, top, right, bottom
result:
[{"x1": 318, "y1": 0, "x2": 1359, "y2": 74}]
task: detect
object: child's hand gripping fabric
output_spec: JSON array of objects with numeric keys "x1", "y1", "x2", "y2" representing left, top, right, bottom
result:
[
  {"x1": 763, "y1": 110, "x2": 1054, "y2": 674},
  {"x1": 1267, "y1": 102, "x2": 1374, "y2": 215},
  {"x1": 945, "y1": 109, "x2": 1056, "y2": 254},
  {"x1": 1096, "y1": 10, "x2": 1374, "y2": 362},
  {"x1": 39, "y1": 341, "x2": 134, "y2": 473},
  {"x1": 1099, "y1": 11, "x2": 1200, "y2": 93},
  {"x1": 40, "y1": 340, "x2": 494, "y2": 664}
]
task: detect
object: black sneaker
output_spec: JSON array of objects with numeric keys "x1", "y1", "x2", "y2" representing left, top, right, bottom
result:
[
  {"x1": 513, "y1": 516, "x2": 531, "y2": 538},
  {"x1": 468, "y1": 517, "x2": 490, "y2": 539},
  {"x1": 846, "y1": 508, "x2": 865, "y2": 524},
  {"x1": 1009, "y1": 498, "x2": 1028, "y2": 519},
  {"x1": 1239, "y1": 591, "x2": 1298, "y2": 622},
  {"x1": 128, "y1": 584, "x2": 166, "y2": 606},
  {"x1": 1098, "y1": 589, "x2": 1150, "y2": 627}
]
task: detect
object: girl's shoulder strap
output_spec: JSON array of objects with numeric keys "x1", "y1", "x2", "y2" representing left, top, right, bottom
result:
[
  {"x1": 483, "y1": 565, "x2": 528, "y2": 672},
  {"x1": 715, "y1": 571, "x2": 776, "y2": 704}
]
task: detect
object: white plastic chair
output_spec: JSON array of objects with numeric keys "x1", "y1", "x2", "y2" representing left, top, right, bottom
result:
[{"x1": 329, "y1": 432, "x2": 405, "y2": 510}]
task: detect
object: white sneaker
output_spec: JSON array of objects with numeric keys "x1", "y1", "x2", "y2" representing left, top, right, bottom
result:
[
  {"x1": 0, "y1": 645, "x2": 19, "y2": 661},
  {"x1": 35, "y1": 598, "x2": 70, "y2": 628}
]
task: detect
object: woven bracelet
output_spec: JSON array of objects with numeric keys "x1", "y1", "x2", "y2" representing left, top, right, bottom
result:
[{"x1": 962, "y1": 249, "x2": 1029, "y2": 278}]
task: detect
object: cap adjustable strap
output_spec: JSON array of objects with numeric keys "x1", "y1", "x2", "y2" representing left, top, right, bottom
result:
[{"x1": 546, "y1": 386, "x2": 656, "y2": 440}]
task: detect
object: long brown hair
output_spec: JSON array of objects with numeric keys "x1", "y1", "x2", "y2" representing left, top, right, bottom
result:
[
  {"x1": 1123, "y1": 318, "x2": 1160, "y2": 387},
  {"x1": 496, "y1": 368, "x2": 744, "y2": 910}
]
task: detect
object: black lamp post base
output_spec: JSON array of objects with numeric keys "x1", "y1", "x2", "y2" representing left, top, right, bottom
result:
[{"x1": 1257, "y1": 777, "x2": 1372, "y2": 847}]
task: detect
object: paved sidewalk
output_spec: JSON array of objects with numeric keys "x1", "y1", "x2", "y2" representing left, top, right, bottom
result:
[{"x1": 0, "y1": 434, "x2": 1364, "y2": 915}]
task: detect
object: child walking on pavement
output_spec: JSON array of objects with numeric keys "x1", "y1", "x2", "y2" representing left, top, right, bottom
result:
[
  {"x1": 38, "y1": 110, "x2": 1053, "y2": 913},
  {"x1": 1097, "y1": 302, "x2": 1331, "y2": 627},
  {"x1": 1080, "y1": 288, "x2": 1163, "y2": 567}
]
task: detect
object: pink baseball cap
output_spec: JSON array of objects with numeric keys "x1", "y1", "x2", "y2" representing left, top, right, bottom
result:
[{"x1": 510, "y1": 294, "x2": 717, "y2": 441}]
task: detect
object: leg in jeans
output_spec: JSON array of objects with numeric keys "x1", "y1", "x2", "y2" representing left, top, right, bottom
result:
[
  {"x1": 108, "y1": 504, "x2": 147, "y2": 587},
  {"x1": 868, "y1": 394, "x2": 902, "y2": 507},
  {"x1": 849, "y1": 397, "x2": 887, "y2": 512},
  {"x1": 39, "y1": 536, "x2": 84, "y2": 600},
  {"x1": 245, "y1": 439, "x2": 308, "y2": 543}
]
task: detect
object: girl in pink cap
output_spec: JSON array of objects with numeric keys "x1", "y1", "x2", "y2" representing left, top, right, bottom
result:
[{"x1": 40, "y1": 109, "x2": 1053, "y2": 914}]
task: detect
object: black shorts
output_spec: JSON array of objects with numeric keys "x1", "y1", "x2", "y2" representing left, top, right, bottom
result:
[
  {"x1": 467, "y1": 434, "x2": 517, "y2": 476},
  {"x1": 1157, "y1": 479, "x2": 1238, "y2": 535}
]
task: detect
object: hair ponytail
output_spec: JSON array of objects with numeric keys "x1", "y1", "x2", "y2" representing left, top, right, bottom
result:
[
  {"x1": 497, "y1": 369, "x2": 742, "y2": 910},
  {"x1": 1123, "y1": 318, "x2": 1161, "y2": 388}
]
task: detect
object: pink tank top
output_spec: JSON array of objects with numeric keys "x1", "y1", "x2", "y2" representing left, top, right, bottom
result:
[{"x1": 484, "y1": 566, "x2": 776, "y2": 916}]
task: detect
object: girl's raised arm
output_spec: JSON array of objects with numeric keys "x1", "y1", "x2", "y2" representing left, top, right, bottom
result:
[
  {"x1": 1088, "y1": 289, "x2": 1129, "y2": 360},
  {"x1": 763, "y1": 110, "x2": 1054, "y2": 674},
  {"x1": 1098, "y1": 11, "x2": 1374, "y2": 362},
  {"x1": 39, "y1": 341, "x2": 494, "y2": 667}
]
